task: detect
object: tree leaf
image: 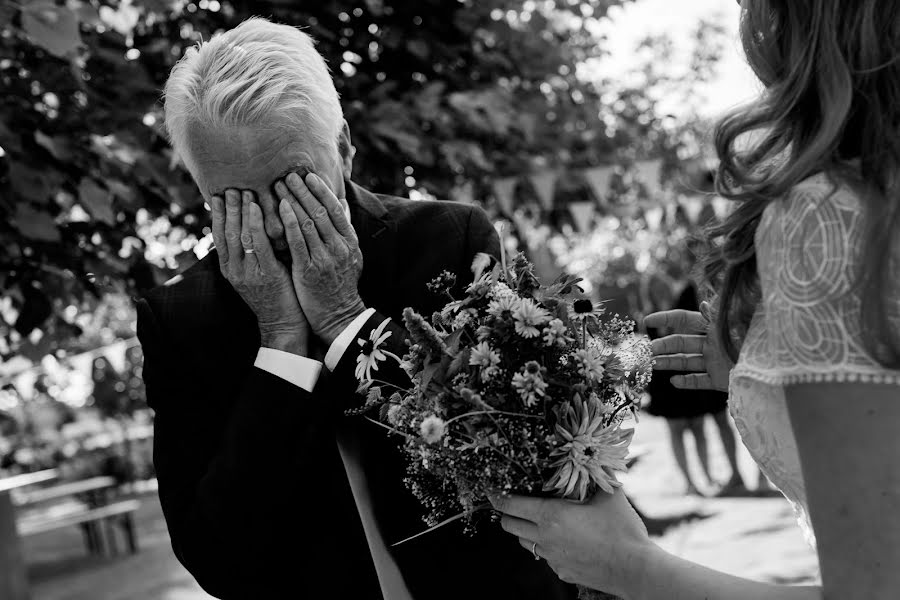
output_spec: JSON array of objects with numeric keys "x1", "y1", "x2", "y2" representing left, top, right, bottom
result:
[
  {"x1": 21, "y1": 1, "x2": 82, "y2": 59},
  {"x1": 9, "y1": 161, "x2": 57, "y2": 204},
  {"x1": 78, "y1": 178, "x2": 116, "y2": 225},
  {"x1": 14, "y1": 204, "x2": 60, "y2": 242},
  {"x1": 35, "y1": 130, "x2": 72, "y2": 161}
]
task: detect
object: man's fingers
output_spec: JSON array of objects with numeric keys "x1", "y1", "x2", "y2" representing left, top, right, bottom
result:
[
  {"x1": 644, "y1": 310, "x2": 707, "y2": 334},
  {"x1": 210, "y1": 195, "x2": 228, "y2": 270},
  {"x1": 277, "y1": 179, "x2": 325, "y2": 257},
  {"x1": 653, "y1": 354, "x2": 706, "y2": 372},
  {"x1": 224, "y1": 189, "x2": 244, "y2": 273},
  {"x1": 651, "y1": 335, "x2": 705, "y2": 356},
  {"x1": 305, "y1": 172, "x2": 356, "y2": 243},
  {"x1": 285, "y1": 172, "x2": 334, "y2": 244},
  {"x1": 671, "y1": 373, "x2": 716, "y2": 390},
  {"x1": 248, "y1": 199, "x2": 277, "y2": 269},
  {"x1": 239, "y1": 191, "x2": 258, "y2": 269},
  {"x1": 279, "y1": 198, "x2": 311, "y2": 267}
]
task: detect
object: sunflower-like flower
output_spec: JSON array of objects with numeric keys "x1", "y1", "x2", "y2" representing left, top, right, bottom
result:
[
  {"x1": 356, "y1": 318, "x2": 403, "y2": 382},
  {"x1": 511, "y1": 361, "x2": 548, "y2": 407},
  {"x1": 420, "y1": 415, "x2": 447, "y2": 444},
  {"x1": 543, "y1": 318, "x2": 572, "y2": 347},
  {"x1": 512, "y1": 299, "x2": 551, "y2": 338},
  {"x1": 544, "y1": 396, "x2": 634, "y2": 500},
  {"x1": 567, "y1": 297, "x2": 606, "y2": 321}
]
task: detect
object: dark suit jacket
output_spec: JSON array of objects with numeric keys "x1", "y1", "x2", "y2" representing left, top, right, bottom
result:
[{"x1": 137, "y1": 182, "x2": 578, "y2": 600}]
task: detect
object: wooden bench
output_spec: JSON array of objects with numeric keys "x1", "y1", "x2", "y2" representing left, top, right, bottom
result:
[
  {"x1": 18, "y1": 499, "x2": 141, "y2": 556},
  {"x1": 14, "y1": 476, "x2": 116, "y2": 507}
]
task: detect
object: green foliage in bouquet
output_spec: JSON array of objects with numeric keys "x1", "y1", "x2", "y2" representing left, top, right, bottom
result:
[{"x1": 350, "y1": 251, "x2": 653, "y2": 533}]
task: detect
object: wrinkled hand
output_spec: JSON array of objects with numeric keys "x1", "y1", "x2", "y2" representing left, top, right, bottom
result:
[
  {"x1": 643, "y1": 302, "x2": 732, "y2": 392},
  {"x1": 210, "y1": 189, "x2": 310, "y2": 356},
  {"x1": 275, "y1": 172, "x2": 365, "y2": 346},
  {"x1": 490, "y1": 490, "x2": 651, "y2": 597}
]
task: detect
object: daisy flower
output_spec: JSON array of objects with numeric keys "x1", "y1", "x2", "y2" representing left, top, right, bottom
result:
[
  {"x1": 387, "y1": 404, "x2": 404, "y2": 426},
  {"x1": 420, "y1": 415, "x2": 447, "y2": 444},
  {"x1": 543, "y1": 318, "x2": 571, "y2": 347},
  {"x1": 544, "y1": 397, "x2": 634, "y2": 500},
  {"x1": 469, "y1": 341, "x2": 501, "y2": 369},
  {"x1": 355, "y1": 317, "x2": 402, "y2": 381},
  {"x1": 487, "y1": 294, "x2": 521, "y2": 319},
  {"x1": 512, "y1": 299, "x2": 551, "y2": 338}
]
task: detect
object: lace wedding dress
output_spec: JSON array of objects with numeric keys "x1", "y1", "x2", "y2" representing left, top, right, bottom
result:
[{"x1": 728, "y1": 173, "x2": 900, "y2": 546}]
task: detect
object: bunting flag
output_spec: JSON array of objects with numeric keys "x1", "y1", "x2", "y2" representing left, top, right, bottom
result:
[
  {"x1": 492, "y1": 177, "x2": 518, "y2": 215},
  {"x1": 101, "y1": 339, "x2": 128, "y2": 373},
  {"x1": 69, "y1": 353, "x2": 95, "y2": 381},
  {"x1": 568, "y1": 201, "x2": 596, "y2": 234},
  {"x1": 644, "y1": 205, "x2": 665, "y2": 231},
  {"x1": 529, "y1": 171, "x2": 559, "y2": 211},
  {"x1": 582, "y1": 165, "x2": 614, "y2": 207},
  {"x1": 634, "y1": 159, "x2": 663, "y2": 194},
  {"x1": 679, "y1": 195, "x2": 706, "y2": 224}
]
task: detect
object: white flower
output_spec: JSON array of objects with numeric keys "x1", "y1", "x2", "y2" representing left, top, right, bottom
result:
[
  {"x1": 355, "y1": 317, "x2": 402, "y2": 381},
  {"x1": 469, "y1": 341, "x2": 501, "y2": 369},
  {"x1": 544, "y1": 397, "x2": 634, "y2": 500},
  {"x1": 452, "y1": 309, "x2": 475, "y2": 330},
  {"x1": 487, "y1": 294, "x2": 521, "y2": 319},
  {"x1": 489, "y1": 282, "x2": 516, "y2": 301},
  {"x1": 573, "y1": 348, "x2": 606, "y2": 382},
  {"x1": 513, "y1": 299, "x2": 551, "y2": 338},
  {"x1": 543, "y1": 318, "x2": 571, "y2": 347},
  {"x1": 511, "y1": 362, "x2": 548, "y2": 407},
  {"x1": 420, "y1": 415, "x2": 446, "y2": 444}
]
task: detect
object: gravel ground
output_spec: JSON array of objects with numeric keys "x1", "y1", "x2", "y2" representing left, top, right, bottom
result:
[{"x1": 28, "y1": 414, "x2": 818, "y2": 599}]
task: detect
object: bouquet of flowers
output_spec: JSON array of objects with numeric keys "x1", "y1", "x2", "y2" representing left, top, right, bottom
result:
[{"x1": 349, "y1": 251, "x2": 652, "y2": 598}]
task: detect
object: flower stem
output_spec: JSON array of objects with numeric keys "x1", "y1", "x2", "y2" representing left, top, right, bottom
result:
[
  {"x1": 391, "y1": 503, "x2": 491, "y2": 546},
  {"x1": 443, "y1": 410, "x2": 543, "y2": 426}
]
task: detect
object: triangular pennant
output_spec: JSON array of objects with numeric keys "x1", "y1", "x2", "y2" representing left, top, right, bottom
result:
[
  {"x1": 680, "y1": 195, "x2": 705, "y2": 224},
  {"x1": 101, "y1": 340, "x2": 128, "y2": 373},
  {"x1": 492, "y1": 177, "x2": 517, "y2": 215},
  {"x1": 582, "y1": 166, "x2": 614, "y2": 206},
  {"x1": 644, "y1": 205, "x2": 664, "y2": 230},
  {"x1": 634, "y1": 159, "x2": 663, "y2": 195},
  {"x1": 69, "y1": 352, "x2": 95, "y2": 380},
  {"x1": 529, "y1": 171, "x2": 558, "y2": 211},
  {"x1": 568, "y1": 201, "x2": 596, "y2": 234}
]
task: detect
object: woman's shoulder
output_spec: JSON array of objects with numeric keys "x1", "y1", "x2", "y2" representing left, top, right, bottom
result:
[
  {"x1": 755, "y1": 173, "x2": 864, "y2": 300},
  {"x1": 759, "y1": 172, "x2": 864, "y2": 236}
]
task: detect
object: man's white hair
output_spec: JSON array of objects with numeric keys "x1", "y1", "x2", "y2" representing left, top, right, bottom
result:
[{"x1": 164, "y1": 18, "x2": 343, "y2": 164}]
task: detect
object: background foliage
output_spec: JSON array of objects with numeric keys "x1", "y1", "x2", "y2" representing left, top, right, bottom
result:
[{"x1": 0, "y1": 0, "x2": 723, "y2": 366}]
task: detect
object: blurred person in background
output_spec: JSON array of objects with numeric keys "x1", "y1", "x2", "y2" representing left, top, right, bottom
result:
[{"x1": 645, "y1": 275, "x2": 748, "y2": 497}]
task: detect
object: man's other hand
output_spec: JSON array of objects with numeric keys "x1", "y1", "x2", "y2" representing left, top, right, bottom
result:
[{"x1": 275, "y1": 171, "x2": 365, "y2": 347}]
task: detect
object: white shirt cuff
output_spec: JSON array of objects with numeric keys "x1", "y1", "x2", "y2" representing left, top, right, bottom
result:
[
  {"x1": 325, "y1": 308, "x2": 377, "y2": 372},
  {"x1": 254, "y1": 348, "x2": 323, "y2": 393}
]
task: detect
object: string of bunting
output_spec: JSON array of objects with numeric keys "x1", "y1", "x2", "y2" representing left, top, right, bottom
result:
[{"x1": 459, "y1": 158, "x2": 729, "y2": 234}]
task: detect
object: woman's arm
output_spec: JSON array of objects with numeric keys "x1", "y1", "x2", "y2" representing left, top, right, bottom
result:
[
  {"x1": 786, "y1": 382, "x2": 900, "y2": 599},
  {"x1": 635, "y1": 545, "x2": 820, "y2": 600}
]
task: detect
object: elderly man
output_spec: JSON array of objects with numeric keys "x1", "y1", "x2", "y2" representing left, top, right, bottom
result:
[{"x1": 137, "y1": 18, "x2": 576, "y2": 600}]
